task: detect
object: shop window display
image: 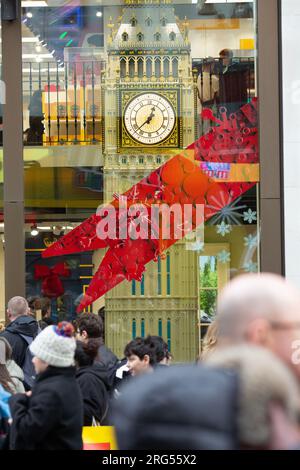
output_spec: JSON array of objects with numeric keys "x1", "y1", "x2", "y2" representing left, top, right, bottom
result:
[{"x1": 22, "y1": 0, "x2": 258, "y2": 362}]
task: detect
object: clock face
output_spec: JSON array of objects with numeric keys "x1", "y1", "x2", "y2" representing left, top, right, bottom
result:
[{"x1": 124, "y1": 93, "x2": 176, "y2": 145}]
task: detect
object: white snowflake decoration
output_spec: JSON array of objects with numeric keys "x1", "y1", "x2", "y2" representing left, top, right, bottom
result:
[
  {"x1": 216, "y1": 221, "x2": 232, "y2": 237},
  {"x1": 218, "y1": 250, "x2": 231, "y2": 263},
  {"x1": 186, "y1": 240, "x2": 205, "y2": 252},
  {"x1": 243, "y1": 261, "x2": 258, "y2": 273},
  {"x1": 244, "y1": 234, "x2": 258, "y2": 248},
  {"x1": 208, "y1": 196, "x2": 247, "y2": 226},
  {"x1": 243, "y1": 209, "x2": 257, "y2": 224}
]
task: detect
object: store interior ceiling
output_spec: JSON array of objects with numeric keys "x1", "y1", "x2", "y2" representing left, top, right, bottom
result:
[
  {"x1": 19, "y1": 0, "x2": 253, "y2": 66},
  {"x1": 6, "y1": 0, "x2": 254, "y2": 231}
]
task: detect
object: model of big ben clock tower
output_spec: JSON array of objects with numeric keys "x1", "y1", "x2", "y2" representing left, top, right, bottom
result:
[{"x1": 102, "y1": 0, "x2": 199, "y2": 362}]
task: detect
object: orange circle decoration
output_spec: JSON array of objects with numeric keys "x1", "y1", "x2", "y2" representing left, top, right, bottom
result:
[
  {"x1": 161, "y1": 158, "x2": 185, "y2": 187},
  {"x1": 182, "y1": 172, "x2": 210, "y2": 199}
]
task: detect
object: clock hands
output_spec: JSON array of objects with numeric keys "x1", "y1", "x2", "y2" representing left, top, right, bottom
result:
[{"x1": 136, "y1": 106, "x2": 156, "y2": 132}]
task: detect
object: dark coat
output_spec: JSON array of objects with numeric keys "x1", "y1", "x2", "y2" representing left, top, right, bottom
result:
[
  {"x1": 111, "y1": 365, "x2": 238, "y2": 450},
  {"x1": 9, "y1": 366, "x2": 83, "y2": 450},
  {"x1": 0, "y1": 316, "x2": 39, "y2": 368},
  {"x1": 76, "y1": 364, "x2": 109, "y2": 426},
  {"x1": 95, "y1": 343, "x2": 119, "y2": 390}
]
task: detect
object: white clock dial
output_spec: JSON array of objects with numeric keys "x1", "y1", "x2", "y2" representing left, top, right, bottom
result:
[{"x1": 124, "y1": 93, "x2": 176, "y2": 145}]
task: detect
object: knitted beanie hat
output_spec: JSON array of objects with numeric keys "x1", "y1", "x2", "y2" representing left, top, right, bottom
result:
[{"x1": 30, "y1": 322, "x2": 76, "y2": 367}]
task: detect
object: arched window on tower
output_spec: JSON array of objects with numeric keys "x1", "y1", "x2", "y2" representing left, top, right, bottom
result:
[
  {"x1": 154, "y1": 32, "x2": 161, "y2": 41},
  {"x1": 155, "y1": 57, "x2": 161, "y2": 78},
  {"x1": 145, "y1": 17, "x2": 152, "y2": 27},
  {"x1": 146, "y1": 57, "x2": 152, "y2": 78},
  {"x1": 130, "y1": 17, "x2": 137, "y2": 27},
  {"x1": 129, "y1": 58, "x2": 135, "y2": 78},
  {"x1": 138, "y1": 58, "x2": 144, "y2": 77},
  {"x1": 169, "y1": 31, "x2": 176, "y2": 41},
  {"x1": 137, "y1": 32, "x2": 144, "y2": 42},
  {"x1": 120, "y1": 57, "x2": 126, "y2": 78},
  {"x1": 160, "y1": 17, "x2": 167, "y2": 27},
  {"x1": 163, "y1": 57, "x2": 170, "y2": 77},
  {"x1": 172, "y1": 57, "x2": 178, "y2": 77},
  {"x1": 122, "y1": 31, "x2": 128, "y2": 42}
]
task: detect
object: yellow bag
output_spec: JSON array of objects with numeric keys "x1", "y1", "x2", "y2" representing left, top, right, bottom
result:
[{"x1": 82, "y1": 426, "x2": 118, "y2": 450}]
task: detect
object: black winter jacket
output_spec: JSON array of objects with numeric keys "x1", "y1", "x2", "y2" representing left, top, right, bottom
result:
[
  {"x1": 0, "y1": 316, "x2": 39, "y2": 368},
  {"x1": 111, "y1": 364, "x2": 239, "y2": 450},
  {"x1": 9, "y1": 366, "x2": 83, "y2": 450},
  {"x1": 95, "y1": 343, "x2": 119, "y2": 390},
  {"x1": 76, "y1": 364, "x2": 110, "y2": 426}
]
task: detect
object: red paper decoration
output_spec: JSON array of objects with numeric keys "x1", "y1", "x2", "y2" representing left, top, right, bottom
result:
[
  {"x1": 43, "y1": 99, "x2": 258, "y2": 311},
  {"x1": 34, "y1": 262, "x2": 71, "y2": 298}
]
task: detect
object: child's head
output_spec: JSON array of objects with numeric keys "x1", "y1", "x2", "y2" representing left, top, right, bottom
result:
[
  {"x1": 124, "y1": 336, "x2": 157, "y2": 376},
  {"x1": 30, "y1": 321, "x2": 76, "y2": 374}
]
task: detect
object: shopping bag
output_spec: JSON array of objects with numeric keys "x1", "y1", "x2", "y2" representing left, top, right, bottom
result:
[{"x1": 82, "y1": 426, "x2": 118, "y2": 450}]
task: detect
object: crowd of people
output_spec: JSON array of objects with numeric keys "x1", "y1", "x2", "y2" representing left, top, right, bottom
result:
[{"x1": 1, "y1": 272, "x2": 300, "y2": 450}]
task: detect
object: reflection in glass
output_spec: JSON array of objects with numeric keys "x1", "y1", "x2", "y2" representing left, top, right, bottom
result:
[
  {"x1": 199, "y1": 256, "x2": 218, "y2": 289},
  {"x1": 200, "y1": 289, "x2": 217, "y2": 320},
  {"x1": 20, "y1": 0, "x2": 259, "y2": 362}
]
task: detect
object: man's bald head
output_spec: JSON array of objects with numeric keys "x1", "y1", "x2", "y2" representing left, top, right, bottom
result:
[
  {"x1": 7, "y1": 296, "x2": 29, "y2": 321},
  {"x1": 216, "y1": 274, "x2": 300, "y2": 380},
  {"x1": 217, "y1": 273, "x2": 300, "y2": 341}
]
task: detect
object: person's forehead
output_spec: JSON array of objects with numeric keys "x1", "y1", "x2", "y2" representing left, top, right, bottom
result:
[{"x1": 128, "y1": 354, "x2": 141, "y2": 361}]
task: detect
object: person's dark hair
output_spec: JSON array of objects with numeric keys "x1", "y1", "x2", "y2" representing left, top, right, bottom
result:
[
  {"x1": 75, "y1": 339, "x2": 101, "y2": 367},
  {"x1": 98, "y1": 306, "x2": 105, "y2": 317},
  {"x1": 219, "y1": 48, "x2": 233, "y2": 59},
  {"x1": 27, "y1": 296, "x2": 40, "y2": 312},
  {"x1": 75, "y1": 313, "x2": 103, "y2": 339},
  {"x1": 124, "y1": 336, "x2": 159, "y2": 366},
  {"x1": 41, "y1": 297, "x2": 51, "y2": 318},
  {"x1": 0, "y1": 337, "x2": 15, "y2": 394},
  {"x1": 149, "y1": 336, "x2": 170, "y2": 363}
]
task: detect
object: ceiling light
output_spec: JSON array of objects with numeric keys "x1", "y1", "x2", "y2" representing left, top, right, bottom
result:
[
  {"x1": 22, "y1": 1, "x2": 48, "y2": 7},
  {"x1": 96, "y1": 11, "x2": 102, "y2": 17},
  {"x1": 26, "y1": 12, "x2": 33, "y2": 18},
  {"x1": 31, "y1": 225, "x2": 39, "y2": 236},
  {"x1": 22, "y1": 37, "x2": 39, "y2": 43},
  {"x1": 23, "y1": 53, "x2": 53, "y2": 58}
]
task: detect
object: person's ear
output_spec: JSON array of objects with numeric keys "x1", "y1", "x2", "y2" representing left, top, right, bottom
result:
[
  {"x1": 245, "y1": 318, "x2": 272, "y2": 346},
  {"x1": 143, "y1": 354, "x2": 150, "y2": 366},
  {"x1": 82, "y1": 330, "x2": 88, "y2": 340}
]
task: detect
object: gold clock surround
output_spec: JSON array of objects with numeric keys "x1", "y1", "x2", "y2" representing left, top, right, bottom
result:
[{"x1": 119, "y1": 89, "x2": 180, "y2": 149}]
